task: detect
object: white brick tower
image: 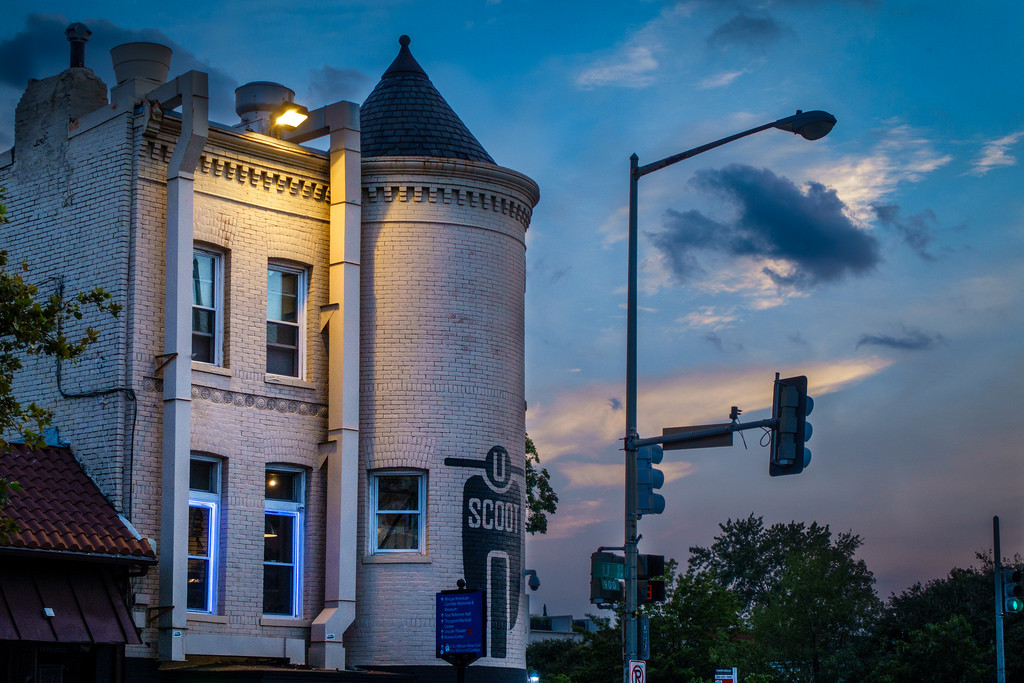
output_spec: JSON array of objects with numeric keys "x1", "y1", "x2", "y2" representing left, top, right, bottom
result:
[{"x1": 346, "y1": 36, "x2": 539, "y2": 681}]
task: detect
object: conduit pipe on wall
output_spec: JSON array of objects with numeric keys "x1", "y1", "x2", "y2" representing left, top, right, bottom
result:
[
  {"x1": 283, "y1": 101, "x2": 361, "y2": 671},
  {"x1": 148, "y1": 69, "x2": 209, "y2": 662}
]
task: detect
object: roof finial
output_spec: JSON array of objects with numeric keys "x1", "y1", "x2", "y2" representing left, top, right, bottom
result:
[{"x1": 382, "y1": 34, "x2": 426, "y2": 79}]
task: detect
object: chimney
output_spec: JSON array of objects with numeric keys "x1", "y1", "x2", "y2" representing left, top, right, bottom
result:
[
  {"x1": 233, "y1": 82, "x2": 296, "y2": 135},
  {"x1": 65, "y1": 23, "x2": 91, "y2": 69},
  {"x1": 110, "y1": 42, "x2": 172, "y2": 106}
]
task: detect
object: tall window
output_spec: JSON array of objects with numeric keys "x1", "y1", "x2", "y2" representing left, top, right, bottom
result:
[
  {"x1": 188, "y1": 456, "x2": 221, "y2": 613},
  {"x1": 192, "y1": 249, "x2": 222, "y2": 365},
  {"x1": 264, "y1": 467, "x2": 304, "y2": 617},
  {"x1": 370, "y1": 472, "x2": 425, "y2": 554},
  {"x1": 267, "y1": 264, "x2": 305, "y2": 377}
]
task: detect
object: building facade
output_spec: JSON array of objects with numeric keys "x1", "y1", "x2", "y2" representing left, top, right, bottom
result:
[{"x1": 0, "y1": 25, "x2": 538, "y2": 681}]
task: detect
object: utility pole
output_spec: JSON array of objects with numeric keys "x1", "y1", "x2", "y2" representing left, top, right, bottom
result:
[{"x1": 995, "y1": 515, "x2": 1005, "y2": 683}]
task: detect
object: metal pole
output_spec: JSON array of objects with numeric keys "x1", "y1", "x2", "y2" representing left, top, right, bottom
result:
[
  {"x1": 995, "y1": 515, "x2": 1005, "y2": 683},
  {"x1": 623, "y1": 153, "x2": 640, "y2": 677}
]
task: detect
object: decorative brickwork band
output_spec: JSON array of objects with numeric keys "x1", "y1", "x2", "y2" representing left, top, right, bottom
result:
[{"x1": 141, "y1": 378, "x2": 327, "y2": 416}]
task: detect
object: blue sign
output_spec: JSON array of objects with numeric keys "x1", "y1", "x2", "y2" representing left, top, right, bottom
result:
[{"x1": 436, "y1": 589, "x2": 486, "y2": 660}]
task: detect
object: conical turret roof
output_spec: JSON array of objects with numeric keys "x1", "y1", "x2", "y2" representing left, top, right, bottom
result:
[{"x1": 360, "y1": 36, "x2": 495, "y2": 163}]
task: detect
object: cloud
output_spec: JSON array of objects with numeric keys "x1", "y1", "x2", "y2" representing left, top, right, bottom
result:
[
  {"x1": 575, "y1": 45, "x2": 659, "y2": 89},
  {"x1": 650, "y1": 164, "x2": 880, "y2": 288},
  {"x1": 306, "y1": 64, "x2": 369, "y2": 107},
  {"x1": 559, "y1": 460, "x2": 696, "y2": 489},
  {"x1": 698, "y1": 69, "x2": 747, "y2": 89},
  {"x1": 966, "y1": 130, "x2": 1024, "y2": 177},
  {"x1": 541, "y1": 499, "x2": 609, "y2": 540},
  {"x1": 856, "y1": 327, "x2": 945, "y2": 351},
  {"x1": 0, "y1": 15, "x2": 239, "y2": 135},
  {"x1": 810, "y1": 124, "x2": 952, "y2": 223},
  {"x1": 707, "y1": 13, "x2": 787, "y2": 52},
  {"x1": 680, "y1": 306, "x2": 738, "y2": 330},
  {"x1": 872, "y1": 204, "x2": 937, "y2": 260},
  {"x1": 526, "y1": 358, "x2": 892, "y2": 463}
]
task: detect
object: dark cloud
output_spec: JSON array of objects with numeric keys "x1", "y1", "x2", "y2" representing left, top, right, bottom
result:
[
  {"x1": 707, "y1": 14, "x2": 787, "y2": 52},
  {"x1": 608, "y1": 398, "x2": 622, "y2": 411},
  {"x1": 651, "y1": 164, "x2": 880, "y2": 289},
  {"x1": 856, "y1": 327, "x2": 945, "y2": 351},
  {"x1": 872, "y1": 203, "x2": 937, "y2": 261},
  {"x1": 0, "y1": 15, "x2": 239, "y2": 127},
  {"x1": 306, "y1": 65, "x2": 370, "y2": 108},
  {"x1": 705, "y1": 331, "x2": 724, "y2": 350}
]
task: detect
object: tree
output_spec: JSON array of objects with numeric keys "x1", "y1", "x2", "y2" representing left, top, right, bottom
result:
[
  {"x1": 525, "y1": 433, "x2": 558, "y2": 534},
  {"x1": 689, "y1": 514, "x2": 882, "y2": 682},
  {"x1": 0, "y1": 190, "x2": 119, "y2": 541},
  {"x1": 526, "y1": 614, "x2": 621, "y2": 683},
  {"x1": 750, "y1": 540, "x2": 882, "y2": 682},
  {"x1": 644, "y1": 560, "x2": 743, "y2": 682},
  {"x1": 869, "y1": 553, "x2": 1024, "y2": 682}
]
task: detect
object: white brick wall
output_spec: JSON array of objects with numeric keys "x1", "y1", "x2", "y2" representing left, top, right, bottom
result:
[
  {"x1": 348, "y1": 158, "x2": 538, "y2": 671},
  {"x1": 2, "y1": 70, "x2": 539, "y2": 674}
]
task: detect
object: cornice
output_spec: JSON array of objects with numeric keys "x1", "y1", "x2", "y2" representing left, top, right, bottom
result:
[{"x1": 362, "y1": 157, "x2": 540, "y2": 208}]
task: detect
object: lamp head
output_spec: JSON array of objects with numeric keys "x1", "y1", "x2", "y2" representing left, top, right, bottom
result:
[
  {"x1": 272, "y1": 102, "x2": 309, "y2": 129},
  {"x1": 775, "y1": 110, "x2": 837, "y2": 141}
]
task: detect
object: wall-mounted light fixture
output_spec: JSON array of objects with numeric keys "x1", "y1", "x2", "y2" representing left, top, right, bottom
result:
[{"x1": 272, "y1": 102, "x2": 309, "y2": 130}]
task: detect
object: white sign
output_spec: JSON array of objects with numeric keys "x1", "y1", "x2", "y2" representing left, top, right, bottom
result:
[
  {"x1": 629, "y1": 660, "x2": 646, "y2": 683},
  {"x1": 715, "y1": 667, "x2": 738, "y2": 682}
]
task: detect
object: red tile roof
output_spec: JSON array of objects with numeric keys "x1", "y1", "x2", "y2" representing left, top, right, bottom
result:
[{"x1": 0, "y1": 443, "x2": 155, "y2": 561}]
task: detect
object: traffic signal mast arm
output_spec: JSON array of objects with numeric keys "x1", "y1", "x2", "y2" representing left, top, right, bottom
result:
[{"x1": 627, "y1": 416, "x2": 777, "y2": 451}]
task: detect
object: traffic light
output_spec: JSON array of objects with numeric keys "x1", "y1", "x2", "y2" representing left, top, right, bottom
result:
[
  {"x1": 770, "y1": 374, "x2": 813, "y2": 477},
  {"x1": 638, "y1": 554, "x2": 666, "y2": 604},
  {"x1": 590, "y1": 551, "x2": 624, "y2": 604},
  {"x1": 637, "y1": 445, "x2": 665, "y2": 516},
  {"x1": 1005, "y1": 568, "x2": 1023, "y2": 614}
]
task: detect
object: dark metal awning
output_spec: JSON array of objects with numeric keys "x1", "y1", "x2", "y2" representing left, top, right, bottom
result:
[{"x1": 0, "y1": 561, "x2": 139, "y2": 644}]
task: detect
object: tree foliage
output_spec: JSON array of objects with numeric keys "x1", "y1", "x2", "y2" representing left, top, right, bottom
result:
[
  {"x1": 525, "y1": 433, "x2": 558, "y2": 534},
  {"x1": 688, "y1": 515, "x2": 882, "y2": 682},
  {"x1": 0, "y1": 190, "x2": 119, "y2": 541},
  {"x1": 870, "y1": 553, "x2": 1024, "y2": 682}
]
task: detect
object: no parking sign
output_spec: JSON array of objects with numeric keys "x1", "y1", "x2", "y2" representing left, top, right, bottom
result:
[{"x1": 628, "y1": 660, "x2": 646, "y2": 683}]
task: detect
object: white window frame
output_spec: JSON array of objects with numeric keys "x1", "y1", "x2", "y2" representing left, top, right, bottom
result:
[
  {"x1": 266, "y1": 263, "x2": 306, "y2": 378},
  {"x1": 263, "y1": 466, "x2": 305, "y2": 618},
  {"x1": 369, "y1": 471, "x2": 426, "y2": 555},
  {"x1": 192, "y1": 248, "x2": 223, "y2": 366},
  {"x1": 188, "y1": 455, "x2": 221, "y2": 614}
]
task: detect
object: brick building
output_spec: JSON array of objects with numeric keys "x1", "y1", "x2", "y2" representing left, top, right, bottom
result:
[{"x1": 0, "y1": 24, "x2": 538, "y2": 681}]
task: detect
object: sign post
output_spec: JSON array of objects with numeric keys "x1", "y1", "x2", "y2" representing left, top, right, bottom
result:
[{"x1": 436, "y1": 581, "x2": 486, "y2": 683}]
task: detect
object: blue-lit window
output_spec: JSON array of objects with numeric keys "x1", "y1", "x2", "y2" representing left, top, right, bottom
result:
[
  {"x1": 264, "y1": 467, "x2": 304, "y2": 617},
  {"x1": 192, "y1": 249, "x2": 222, "y2": 365},
  {"x1": 188, "y1": 456, "x2": 221, "y2": 613},
  {"x1": 267, "y1": 264, "x2": 306, "y2": 377}
]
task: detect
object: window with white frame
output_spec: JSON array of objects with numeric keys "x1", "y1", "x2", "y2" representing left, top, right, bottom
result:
[
  {"x1": 264, "y1": 467, "x2": 304, "y2": 617},
  {"x1": 370, "y1": 472, "x2": 425, "y2": 553},
  {"x1": 192, "y1": 249, "x2": 222, "y2": 365},
  {"x1": 188, "y1": 456, "x2": 221, "y2": 613},
  {"x1": 266, "y1": 264, "x2": 305, "y2": 377}
]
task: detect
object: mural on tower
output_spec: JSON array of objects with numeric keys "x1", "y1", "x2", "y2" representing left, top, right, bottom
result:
[{"x1": 448, "y1": 446, "x2": 523, "y2": 659}]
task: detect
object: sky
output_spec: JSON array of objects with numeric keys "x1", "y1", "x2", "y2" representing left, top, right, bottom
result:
[{"x1": 2, "y1": 1, "x2": 1022, "y2": 620}]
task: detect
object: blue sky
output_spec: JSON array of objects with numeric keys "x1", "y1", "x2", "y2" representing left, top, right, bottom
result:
[{"x1": 2, "y1": 1, "x2": 1022, "y2": 619}]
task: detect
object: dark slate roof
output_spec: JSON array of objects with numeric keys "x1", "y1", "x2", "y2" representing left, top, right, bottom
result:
[
  {"x1": 361, "y1": 35, "x2": 495, "y2": 163},
  {"x1": 0, "y1": 443, "x2": 155, "y2": 561}
]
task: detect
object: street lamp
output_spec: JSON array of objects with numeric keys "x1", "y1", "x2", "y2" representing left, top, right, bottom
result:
[{"x1": 621, "y1": 109, "x2": 836, "y2": 673}]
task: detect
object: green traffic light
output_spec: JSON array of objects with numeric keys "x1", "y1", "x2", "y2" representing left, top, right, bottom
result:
[{"x1": 1009, "y1": 596, "x2": 1024, "y2": 614}]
